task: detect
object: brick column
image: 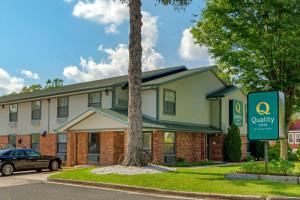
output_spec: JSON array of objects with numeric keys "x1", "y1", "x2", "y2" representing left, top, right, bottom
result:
[
  {"x1": 76, "y1": 132, "x2": 88, "y2": 165},
  {"x1": 0, "y1": 135, "x2": 9, "y2": 150},
  {"x1": 40, "y1": 133, "x2": 57, "y2": 156},
  {"x1": 241, "y1": 135, "x2": 248, "y2": 160},
  {"x1": 113, "y1": 132, "x2": 124, "y2": 164},
  {"x1": 100, "y1": 132, "x2": 114, "y2": 165},
  {"x1": 67, "y1": 132, "x2": 76, "y2": 167},
  {"x1": 193, "y1": 133, "x2": 205, "y2": 162},
  {"x1": 16, "y1": 135, "x2": 31, "y2": 149},
  {"x1": 152, "y1": 131, "x2": 164, "y2": 164},
  {"x1": 176, "y1": 132, "x2": 194, "y2": 162},
  {"x1": 210, "y1": 134, "x2": 225, "y2": 161}
]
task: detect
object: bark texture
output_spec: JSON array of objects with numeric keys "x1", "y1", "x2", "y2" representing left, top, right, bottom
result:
[{"x1": 123, "y1": 0, "x2": 144, "y2": 166}]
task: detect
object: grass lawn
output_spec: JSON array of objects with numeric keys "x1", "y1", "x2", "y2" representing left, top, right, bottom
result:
[{"x1": 50, "y1": 162, "x2": 300, "y2": 197}]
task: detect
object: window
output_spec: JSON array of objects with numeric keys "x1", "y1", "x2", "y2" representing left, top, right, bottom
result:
[
  {"x1": 163, "y1": 89, "x2": 176, "y2": 115},
  {"x1": 32, "y1": 100, "x2": 41, "y2": 120},
  {"x1": 57, "y1": 97, "x2": 69, "y2": 118},
  {"x1": 8, "y1": 134, "x2": 16, "y2": 148},
  {"x1": 143, "y1": 132, "x2": 152, "y2": 156},
  {"x1": 296, "y1": 134, "x2": 300, "y2": 144},
  {"x1": 25, "y1": 149, "x2": 40, "y2": 157},
  {"x1": 0, "y1": 150, "x2": 12, "y2": 156},
  {"x1": 9, "y1": 104, "x2": 18, "y2": 122},
  {"x1": 11, "y1": 149, "x2": 26, "y2": 157},
  {"x1": 88, "y1": 133, "x2": 100, "y2": 154},
  {"x1": 88, "y1": 92, "x2": 101, "y2": 109},
  {"x1": 57, "y1": 133, "x2": 67, "y2": 153},
  {"x1": 288, "y1": 134, "x2": 294, "y2": 144},
  {"x1": 164, "y1": 132, "x2": 176, "y2": 163},
  {"x1": 31, "y1": 133, "x2": 40, "y2": 152}
]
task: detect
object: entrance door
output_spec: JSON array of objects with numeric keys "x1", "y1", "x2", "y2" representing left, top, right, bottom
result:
[
  {"x1": 206, "y1": 134, "x2": 213, "y2": 160},
  {"x1": 88, "y1": 133, "x2": 100, "y2": 164}
]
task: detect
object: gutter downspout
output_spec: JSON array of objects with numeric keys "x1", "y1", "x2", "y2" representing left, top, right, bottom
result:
[{"x1": 47, "y1": 99, "x2": 50, "y2": 133}]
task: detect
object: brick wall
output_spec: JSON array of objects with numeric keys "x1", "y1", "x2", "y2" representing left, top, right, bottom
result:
[
  {"x1": 113, "y1": 132, "x2": 124, "y2": 164},
  {"x1": 176, "y1": 132, "x2": 205, "y2": 163},
  {"x1": 40, "y1": 133, "x2": 57, "y2": 156},
  {"x1": 76, "y1": 132, "x2": 88, "y2": 165},
  {"x1": 67, "y1": 132, "x2": 76, "y2": 167},
  {"x1": 241, "y1": 135, "x2": 248, "y2": 160},
  {"x1": 210, "y1": 134, "x2": 225, "y2": 161},
  {"x1": 152, "y1": 131, "x2": 164, "y2": 164},
  {"x1": 0, "y1": 135, "x2": 8, "y2": 149},
  {"x1": 100, "y1": 132, "x2": 114, "y2": 165},
  {"x1": 16, "y1": 135, "x2": 31, "y2": 149}
]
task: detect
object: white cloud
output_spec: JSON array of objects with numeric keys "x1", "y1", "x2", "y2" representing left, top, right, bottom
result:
[
  {"x1": 179, "y1": 28, "x2": 215, "y2": 65},
  {"x1": 21, "y1": 70, "x2": 40, "y2": 80},
  {"x1": 63, "y1": 11, "x2": 165, "y2": 82},
  {"x1": 0, "y1": 68, "x2": 24, "y2": 94},
  {"x1": 72, "y1": 0, "x2": 128, "y2": 34},
  {"x1": 104, "y1": 24, "x2": 119, "y2": 34}
]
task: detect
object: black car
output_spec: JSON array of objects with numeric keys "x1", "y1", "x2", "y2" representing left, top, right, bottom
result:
[{"x1": 0, "y1": 149, "x2": 61, "y2": 176}]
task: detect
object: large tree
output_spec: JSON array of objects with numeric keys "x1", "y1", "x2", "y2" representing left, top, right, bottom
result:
[
  {"x1": 120, "y1": 0, "x2": 192, "y2": 166},
  {"x1": 192, "y1": 0, "x2": 300, "y2": 159}
]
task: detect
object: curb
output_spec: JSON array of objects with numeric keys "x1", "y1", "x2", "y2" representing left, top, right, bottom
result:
[{"x1": 47, "y1": 178, "x2": 265, "y2": 200}]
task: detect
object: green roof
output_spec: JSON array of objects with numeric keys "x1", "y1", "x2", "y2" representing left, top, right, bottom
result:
[
  {"x1": 142, "y1": 65, "x2": 217, "y2": 86},
  {"x1": 207, "y1": 85, "x2": 238, "y2": 99},
  {"x1": 0, "y1": 65, "x2": 187, "y2": 104},
  {"x1": 98, "y1": 108, "x2": 222, "y2": 133}
]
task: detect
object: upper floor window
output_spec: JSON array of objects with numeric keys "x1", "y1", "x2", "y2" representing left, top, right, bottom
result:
[
  {"x1": 88, "y1": 92, "x2": 101, "y2": 110},
  {"x1": 9, "y1": 104, "x2": 18, "y2": 122},
  {"x1": 32, "y1": 100, "x2": 41, "y2": 120},
  {"x1": 57, "y1": 97, "x2": 69, "y2": 118},
  {"x1": 289, "y1": 134, "x2": 294, "y2": 143},
  {"x1": 163, "y1": 89, "x2": 176, "y2": 115}
]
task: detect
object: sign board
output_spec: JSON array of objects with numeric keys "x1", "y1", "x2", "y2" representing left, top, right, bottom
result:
[
  {"x1": 248, "y1": 91, "x2": 285, "y2": 140},
  {"x1": 229, "y1": 100, "x2": 243, "y2": 127}
]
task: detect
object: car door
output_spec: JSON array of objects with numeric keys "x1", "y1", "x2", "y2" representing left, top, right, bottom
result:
[
  {"x1": 11, "y1": 150, "x2": 29, "y2": 171},
  {"x1": 25, "y1": 150, "x2": 48, "y2": 169}
]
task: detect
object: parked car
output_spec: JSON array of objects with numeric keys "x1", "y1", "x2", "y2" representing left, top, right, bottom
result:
[{"x1": 0, "y1": 148, "x2": 61, "y2": 176}]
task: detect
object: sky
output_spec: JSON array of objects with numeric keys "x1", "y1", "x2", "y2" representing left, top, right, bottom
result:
[{"x1": 0, "y1": 0, "x2": 213, "y2": 95}]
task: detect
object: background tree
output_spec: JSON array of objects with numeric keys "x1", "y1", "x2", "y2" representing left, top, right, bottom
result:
[
  {"x1": 119, "y1": 0, "x2": 192, "y2": 166},
  {"x1": 21, "y1": 84, "x2": 42, "y2": 93},
  {"x1": 45, "y1": 78, "x2": 64, "y2": 89},
  {"x1": 192, "y1": 0, "x2": 300, "y2": 159},
  {"x1": 224, "y1": 123, "x2": 242, "y2": 162}
]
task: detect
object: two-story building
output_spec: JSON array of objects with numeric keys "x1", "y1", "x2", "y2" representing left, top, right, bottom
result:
[
  {"x1": 289, "y1": 113, "x2": 300, "y2": 151},
  {"x1": 0, "y1": 65, "x2": 248, "y2": 166}
]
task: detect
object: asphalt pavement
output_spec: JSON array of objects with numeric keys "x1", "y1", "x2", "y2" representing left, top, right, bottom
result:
[{"x1": 0, "y1": 171, "x2": 201, "y2": 200}]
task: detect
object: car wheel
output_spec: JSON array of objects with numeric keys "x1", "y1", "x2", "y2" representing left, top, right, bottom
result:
[
  {"x1": 49, "y1": 160, "x2": 59, "y2": 171},
  {"x1": 1, "y1": 163, "x2": 14, "y2": 176}
]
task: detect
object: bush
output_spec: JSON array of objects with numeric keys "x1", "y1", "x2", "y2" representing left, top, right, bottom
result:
[
  {"x1": 223, "y1": 123, "x2": 242, "y2": 162},
  {"x1": 249, "y1": 141, "x2": 264, "y2": 160},
  {"x1": 289, "y1": 152, "x2": 299, "y2": 161},
  {"x1": 246, "y1": 155, "x2": 255, "y2": 162},
  {"x1": 240, "y1": 159, "x2": 295, "y2": 175},
  {"x1": 296, "y1": 145, "x2": 300, "y2": 157},
  {"x1": 268, "y1": 142, "x2": 280, "y2": 160}
]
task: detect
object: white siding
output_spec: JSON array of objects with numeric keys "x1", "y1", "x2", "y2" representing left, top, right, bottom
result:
[{"x1": 142, "y1": 89, "x2": 157, "y2": 119}]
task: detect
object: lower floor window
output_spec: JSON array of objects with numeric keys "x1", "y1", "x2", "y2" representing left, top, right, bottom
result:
[
  {"x1": 31, "y1": 133, "x2": 40, "y2": 152},
  {"x1": 9, "y1": 134, "x2": 16, "y2": 148},
  {"x1": 289, "y1": 134, "x2": 294, "y2": 143},
  {"x1": 89, "y1": 133, "x2": 100, "y2": 154},
  {"x1": 57, "y1": 133, "x2": 67, "y2": 153},
  {"x1": 164, "y1": 132, "x2": 176, "y2": 163},
  {"x1": 296, "y1": 133, "x2": 300, "y2": 144},
  {"x1": 143, "y1": 132, "x2": 152, "y2": 157}
]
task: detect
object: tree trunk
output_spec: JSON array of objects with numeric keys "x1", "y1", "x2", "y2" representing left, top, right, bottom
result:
[
  {"x1": 280, "y1": 87, "x2": 295, "y2": 160},
  {"x1": 123, "y1": 0, "x2": 144, "y2": 166}
]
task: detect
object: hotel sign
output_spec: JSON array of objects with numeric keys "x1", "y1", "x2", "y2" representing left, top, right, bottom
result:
[
  {"x1": 248, "y1": 91, "x2": 285, "y2": 140},
  {"x1": 229, "y1": 100, "x2": 243, "y2": 127}
]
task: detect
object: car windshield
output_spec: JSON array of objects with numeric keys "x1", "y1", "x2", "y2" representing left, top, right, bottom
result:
[{"x1": 0, "y1": 150, "x2": 12, "y2": 156}]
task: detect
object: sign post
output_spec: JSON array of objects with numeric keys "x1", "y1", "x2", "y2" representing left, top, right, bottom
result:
[{"x1": 248, "y1": 91, "x2": 285, "y2": 174}]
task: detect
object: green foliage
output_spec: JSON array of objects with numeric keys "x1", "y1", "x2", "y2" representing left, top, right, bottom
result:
[
  {"x1": 268, "y1": 142, "x2": 281, "y2": 161},
  {"x1": 192, "y1": 0, "x2": 300, "y2": 158},
  {"x1": 223, "y1": 123, "x2": 242, "y2": 162},
  {"x1": 249, "y1": 141, "x2": 264, "y2": 160},
  {"x1": 246, "y1": 155, "x2": 255, "y2": 162},
  {"x1": 240, "y1": 159, "x2": 295, "y2": 175},
  {"x1": 21, "y1": 84, "x2": 42, "y2": 93},
  {"x1": 296, "y1": 145, "x2": 300, "y2": 157},
  {"x1": 45, "y1": 78, "x2": 64, "y2": 89}
]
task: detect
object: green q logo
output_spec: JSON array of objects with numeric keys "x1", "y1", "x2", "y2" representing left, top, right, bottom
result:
[{"x1": 256, "y1": 102, "x2": 271, "y2": 115}]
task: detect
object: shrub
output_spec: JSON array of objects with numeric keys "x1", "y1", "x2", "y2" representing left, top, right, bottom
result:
[
  {"x1": 249, "y1": 141, "x2": 264, "y2": 160},
  {"x1": 246, "y1": 155, "x2": 255, "y2": 162},
  {"x1": 223, "y1": 123, "x2": 242, "y2": 162},
  {"x1": 268, "y1": 142, "x2": 280, "y2": 160},
  {"x1": 296, "y1": 145, "x2": 300, "y2": 157},
  {"x1": 288, "y1": 152, "x2": 299, "y2": 161}
]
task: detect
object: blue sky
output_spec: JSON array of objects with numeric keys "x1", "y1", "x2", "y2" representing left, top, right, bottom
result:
[{"x1": 0, "y1": 0, "x2": 212, "y2": 94}]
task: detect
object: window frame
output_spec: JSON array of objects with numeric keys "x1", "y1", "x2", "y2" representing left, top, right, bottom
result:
[
  {"x1": 9, "y1": 104, "x2": 18, "y2": 122},
  {"x1": 295, "y1": 133, "x2": 300, "y2": 144},
  {"x1": 57, "y1": 133, "x2": 67, "y2": 154},
  {"x1": 31, "y1": 133, "x2": 40, "y2": 152},
  {"x1": 88, "y1": 132, "x2": 100, "y2": 154},
  {"x1": 163, "y1": 89, "x2": 176, "y2": 115},
  {"x1": 288, "y1": 133, "x2": 294, "y2": 144},
  {"x1": 143, "y1": 132, "x2": 152, "y2": 157},
  {"x1": 8, "y1": 134, "x2": 16, "y2": 148},
  {"x1": 31, "y1": 100, "x2": 41, "y2": 120},
  {"x1": 164, "y1": 132, "x2": 176, "y2": 155},
  {"x1": 88, "y1": 92, "x2": 102, "y2": 109},
  {"x1": 57, "y1": 96, "x2": 69, "y2": 118}
]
